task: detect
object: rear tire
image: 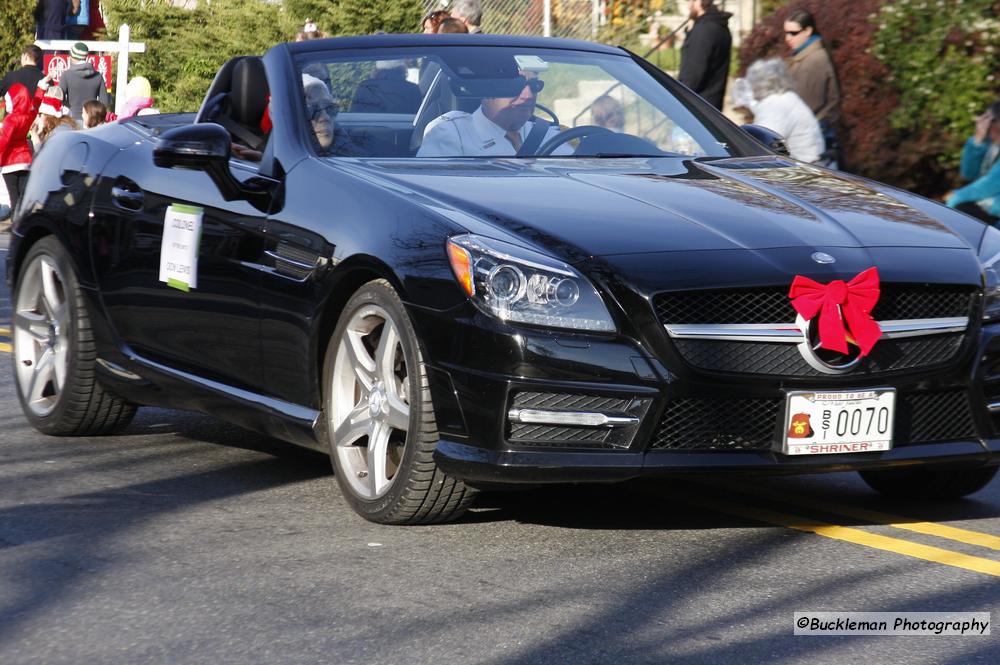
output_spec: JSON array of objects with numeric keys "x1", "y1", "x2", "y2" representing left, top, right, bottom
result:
[
  {"x1": 12, "y1": 236, "x2": 136, "y2": 436},
  {"x1": 322, "y1": 279, "x2": 476, "y2": 524},
  {"x1": 859, "y1": 465, "x2": 998, "y2": 500}
]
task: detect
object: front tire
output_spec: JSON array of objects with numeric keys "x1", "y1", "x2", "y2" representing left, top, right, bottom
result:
[
  {"x1": 12, "y1": 236, "x2": 136, "y2": 435},
  {"x1": 323, "y1": 279, "x2": 475, "y2": 524},
  {"x1": 859, "y1": 465, "x2": 998, "y2": 500}
]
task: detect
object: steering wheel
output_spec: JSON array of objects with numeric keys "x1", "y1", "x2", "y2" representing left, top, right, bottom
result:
[
  {"x1": 537, "y1": 125, "x2": 614, "y2": 156},
  {"x1": 534, "y1": 102, "x2": 559, "y2": 128}
]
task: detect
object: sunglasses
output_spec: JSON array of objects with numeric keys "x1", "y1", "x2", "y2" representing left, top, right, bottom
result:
[
  {"x1": 785, "y1": 28, "x2": 804, "y2": 36},
  {"x1": 522, "y1": 78, "x2": 545, "y2": 94},
  {"x1": 310, "y1": 103, "x2": 337, "y2": 121}
]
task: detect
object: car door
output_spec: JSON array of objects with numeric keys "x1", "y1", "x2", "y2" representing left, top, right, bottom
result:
[{"x1": 89, "y1": 139, "x2": 272, "y2": 392}]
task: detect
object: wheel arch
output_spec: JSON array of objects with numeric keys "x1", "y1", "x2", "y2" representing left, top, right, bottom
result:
[
  {"x1": 313, "y1": 255, "x2": 409, "y2": 404},
  {"x1": 9, "y1": 220, "x2": 57, "y2": 289}
]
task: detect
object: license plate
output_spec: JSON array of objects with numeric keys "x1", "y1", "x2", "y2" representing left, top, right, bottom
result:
[{"x1": 781, "y1": 389, "x2": 895, "y2": 455}]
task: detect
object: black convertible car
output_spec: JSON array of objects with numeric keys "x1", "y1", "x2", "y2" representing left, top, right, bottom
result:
[{"x1": 8, "y1": 35, "x2": 1000, "y2": 524}]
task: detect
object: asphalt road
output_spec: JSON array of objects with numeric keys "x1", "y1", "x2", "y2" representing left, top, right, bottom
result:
[{"x1": 0, "y1": 237, "x2": 998, "y2": 664}]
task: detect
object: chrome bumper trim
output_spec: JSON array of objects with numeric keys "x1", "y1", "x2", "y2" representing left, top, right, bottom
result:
[{"x1": 507, "y1": 408, "x2": 640, "y2": 428}]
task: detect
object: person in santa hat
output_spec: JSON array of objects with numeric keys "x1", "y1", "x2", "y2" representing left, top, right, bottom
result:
[{"x1": 32, "y1": 85, "x2": 78, "y2": 147}]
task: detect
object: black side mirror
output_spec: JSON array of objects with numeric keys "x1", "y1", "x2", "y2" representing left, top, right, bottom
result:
[
  {"x1": 741, "y1": 123, "x2": 791, "y2": 157},
  {"x1": 153, "y1": 122, "x2": 231, "y2": 169},
  {"x1": 153, "y1": 122, "x2": 274, "y2": 212}
]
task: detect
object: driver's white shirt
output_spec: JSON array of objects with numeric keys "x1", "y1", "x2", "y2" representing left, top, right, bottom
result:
[{"x1": 417, "y1": 107, "x2": 572, "y2": 157}]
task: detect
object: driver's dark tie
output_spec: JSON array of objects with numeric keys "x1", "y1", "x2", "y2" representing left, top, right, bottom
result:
[{"x1": 505, "y1": 130, "x2": 522, "y2": 151}]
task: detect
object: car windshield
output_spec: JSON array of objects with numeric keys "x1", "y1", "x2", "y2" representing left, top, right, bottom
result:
[{"x1": 293, "y1": 45, "x2": 765, "y2": 159}]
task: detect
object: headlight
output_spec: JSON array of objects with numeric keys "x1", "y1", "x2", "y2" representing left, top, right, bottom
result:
[
  {"x1": 980, "y1": 227, "x2": 1000, "y2": 321},
  {"x1": 446, "y1": 234, "x2": 616, "y2": 332}
]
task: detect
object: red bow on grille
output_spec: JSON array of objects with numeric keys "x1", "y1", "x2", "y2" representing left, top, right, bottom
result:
[{"x1": 788, "y1": 267, "x2": 882, "y2": 356}]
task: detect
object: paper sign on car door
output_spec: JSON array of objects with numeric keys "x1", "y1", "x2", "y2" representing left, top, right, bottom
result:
[{"x1": 158, "y1": 204, "x2": 203, "y2": 292}]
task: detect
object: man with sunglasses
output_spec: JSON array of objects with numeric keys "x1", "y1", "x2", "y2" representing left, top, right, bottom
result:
[{"x1": 417, "y1": 64, "x2": 571, "y2": 157}]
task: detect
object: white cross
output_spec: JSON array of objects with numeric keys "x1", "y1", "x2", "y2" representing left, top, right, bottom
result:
[{"x1": 36, "y1": 24, "x2": 146, "y2": 116}]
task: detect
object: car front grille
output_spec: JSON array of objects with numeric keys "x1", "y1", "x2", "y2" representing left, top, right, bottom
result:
[
  {"x1": 647, "y1": 389, "x2": 979, "y2": 451},
  {"x1": 653, "y1": 284, "x2": 976, "y2": 325},
  {"x1": 653, "y1": 284, "x2": 976, "y2": 377},
  {"x1": 672, "y1": 333, "x2": 965, "y2": 377}
]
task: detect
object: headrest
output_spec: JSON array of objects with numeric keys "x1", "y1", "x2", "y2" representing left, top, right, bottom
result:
[{"x1": 230, "y1": 58, "x2": 269, "y2": 127}]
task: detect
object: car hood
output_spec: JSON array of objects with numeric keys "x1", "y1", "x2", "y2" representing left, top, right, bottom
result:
[{"x1": 356, "y1": 156, "x2": 974, "y2": 262}]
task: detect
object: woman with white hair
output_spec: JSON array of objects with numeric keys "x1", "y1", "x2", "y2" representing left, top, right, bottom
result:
[{"x1": 735, "y1": 57, "x2": 825, "y2": 164}]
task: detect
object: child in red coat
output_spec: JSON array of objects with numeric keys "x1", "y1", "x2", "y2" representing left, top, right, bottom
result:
[{"x1": 1, "y1": 76, "x2": 51, "y2": 219}]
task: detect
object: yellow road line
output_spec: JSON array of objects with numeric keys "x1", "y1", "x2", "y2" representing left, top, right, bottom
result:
[
  {"x1": 682, "y1": 495, "x2": 1000, "y2": 578},
  {"x1": 696, "y1": 479, "x2": 1000, "y2": 552},
  {"x1": 0, "y1": 342, "x2": 10, "y2": 353},
  {"x1": 0, "y1": 327, "x2": 9, "y2": 334}
]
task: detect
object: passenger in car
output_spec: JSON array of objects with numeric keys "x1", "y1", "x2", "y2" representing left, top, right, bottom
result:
[
  {"x1": 304, "y1": 74, "x2": 370, "y2": 157},
  {"x1": 417, "y1": 69, "x2": 570, "y2": 157}
]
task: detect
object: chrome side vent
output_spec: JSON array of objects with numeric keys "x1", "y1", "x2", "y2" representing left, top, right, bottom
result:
[{"x1": 266, "y1": 241, "x2": 325, "y2": 280}]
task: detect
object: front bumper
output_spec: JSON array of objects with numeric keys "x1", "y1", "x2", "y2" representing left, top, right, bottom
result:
[
  {"x1": 435, "y1": 438, "x2": 998, "y2": 484},
  {"x1": 413, "y1": 305, "x2": 1000, "y2": 485}
]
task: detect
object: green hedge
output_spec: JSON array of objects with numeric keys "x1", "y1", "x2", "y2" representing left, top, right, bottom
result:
[
  {"x1": 0, "y1": 0, "x2": 35, "y2": 76},
  {"x1": 100, "y1": 0, "x2": 424, "y2": 114},
  {"x1": 870, "y1": 0, "x2": 1000, "y2": 177}
]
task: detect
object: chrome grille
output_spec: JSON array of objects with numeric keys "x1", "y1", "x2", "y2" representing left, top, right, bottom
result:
[
  {"x1": 653, "y1": 284, "x2": 976, "y2": 325},
  {"x1": 672, "y1": 334, "x2": 965, "y2": 377}
]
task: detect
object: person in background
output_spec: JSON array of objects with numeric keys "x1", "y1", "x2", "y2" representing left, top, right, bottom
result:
[
  {"x1": 738, "y1": 58, "x2": 824, "y2": 164},
  {"x1": 350, "y1": 60, "x2": 422, "y2": 114},
  {"x1": 64, "y1": 0, "x2": 88, "y2": 40},
  {"x1": 450, "y1": 0, "x2": 483, "y2": 34},
  {"x1": 678, "y1": 0, "x2": 732, "y2": 110},
  {"x1": 82, "y1": 99, "x2": 107, "y2": 128},
  {"x1": 33, "y1": 86, "x2": 77, "y2": 146},
  {"x1": 118, "y1": 76, "x2": 156, "y2": 119},
  {"x1": 34, "y1": 0, "x2": 71, "y2": 40},
  {"x1": 437, "y1": 18, "x2": 468, "y2": 34},
  {"x1": 422, "y1": 10, "x2": 451, "y2": 34},
  {"x1": 784, "y1": 8, "x2": 841, "y2": 165},
  {"x1": 784, "y1": 9, "x2": 840, "y2": 127},
  {"x1": 1, "y1": 45, "x2": 44, "y2": 100},
  {"x1": 946, "y1": 101, "x2": 1000, "y2": 224},
  {"x1": 1, "y1": 76, "x2": 52, "y2": 218},
  {"x1": 58, "y1": 41, "x2": 109, "y2": 122},
  {"x1": 295, "y1": 19, "x2": 326, "y2": 42},
  {"x1": 591, "y1": 95, "x2": 625, "y2": 132}
]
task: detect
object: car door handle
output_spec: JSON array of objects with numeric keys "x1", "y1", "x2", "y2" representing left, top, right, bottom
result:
[{"x1": 110, "y1": 185, "x2": 144, "y2": 211}]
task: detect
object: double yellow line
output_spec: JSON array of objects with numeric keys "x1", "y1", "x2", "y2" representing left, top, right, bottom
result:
[
  {"x1": 0, "y1": 326, "x2": 10, "y2": 353},
  {"x1": 679, "y1": 479, "x2": 1000, "y2": 577}
]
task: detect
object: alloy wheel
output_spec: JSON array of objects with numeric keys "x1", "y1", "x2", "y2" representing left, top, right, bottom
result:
[
  {"x1": 329, "y1": 304, "x2": 411, "y2": 499},
  {"x1": 13, "y1": 254, "x2": 70, "y2": 417}
]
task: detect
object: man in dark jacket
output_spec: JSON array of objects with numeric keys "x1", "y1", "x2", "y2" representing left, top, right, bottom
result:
[
  {"x1": 34, "y1": 0, "x2": 71, "y2": 40},
  {"x1": 678, "y1": 0, "x2": 732, "y2": 110},
  {"x1": 0, "y1": 45, "x2": 44, "y2": 99},
  {"x1": 58, "y1": 41, "x2": 109, "y2": 122}
]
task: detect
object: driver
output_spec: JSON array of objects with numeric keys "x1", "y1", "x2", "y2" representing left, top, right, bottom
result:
[{"x1": 417, "y1": 58, "x2": 571, "y2": 157}]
